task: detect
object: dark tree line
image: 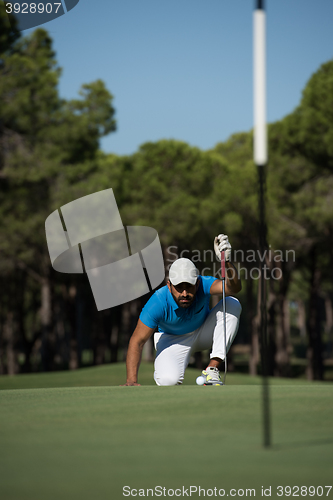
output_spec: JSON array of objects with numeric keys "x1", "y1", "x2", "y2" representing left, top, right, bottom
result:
[{"x1": 0, "y1": 7, "x2": 332, "y2": 379}]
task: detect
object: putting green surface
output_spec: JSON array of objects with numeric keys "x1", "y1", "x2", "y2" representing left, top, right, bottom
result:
[
  {"x1": 1, "y1": 366, "x2": 332, "y2": 500},
  {"x1": 0, "y1": 362, "x2": 314, "y2": 391}
]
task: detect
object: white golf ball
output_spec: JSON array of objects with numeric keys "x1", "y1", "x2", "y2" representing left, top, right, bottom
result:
[{"x1": 196, "y1": 376, "x2": 205, "y2": 386}]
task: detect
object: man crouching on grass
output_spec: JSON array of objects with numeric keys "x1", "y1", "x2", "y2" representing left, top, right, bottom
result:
[{"x1": 123, "y1": 234, "x2": 242, "y2": 386}]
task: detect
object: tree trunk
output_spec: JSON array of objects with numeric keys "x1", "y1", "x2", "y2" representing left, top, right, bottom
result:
[
  {"x1": 0, "y1": 324, "x2": 5, "y2": 374},
  {"x1": 110, "y1": 305, "x2": 121, "y2": 363},
  {"x1": 3, "y1": 312, "x2": 19, "y2": 374},
  {"x1": 248, "y1": 278, "x2": 259, "y2": 376},
  {"x1": 0, "y1": 283, "x2": 5, "y2": 374},
  {"x1": 306, "y1": 247, "x2": 323, "y2": 381},
  {"x1": 273, "y1": 260, "x2": 291, "y2": 377},
  {"x1": 121, "y1": 303, "x2": 131, "y2": 362},
  {"x1": 40, "y1": 274, "x2": 54, "y2": 371},
  {"x1": 17, "y1": 271, "x2": 30, "y2": 373},
  {"x1": 67, "y1": 284, "x2": 79, "y2": 370},
  {"x1": 93, "y1": 307, "x2": 110, "y2": 366},
  {"x1": 297, "y1": 300, "x2": 307, "y2": 339},
  {"x1": 266, "y1": 281, "x2": 277, "y2": 377},
  {"x1": 263, "y1": 258, "x2": 292, "y2": 378},
  {"x1": 75, "y1": 285, "x2": 84, "y2": 367},
  {"x1": 274, "y1": 295, "x2": 291, "y2": 377},
  {"x1": 324, "y1": 294, "x2": 333, "y2": 336},
  {"x1": 53, "y1": 289, "x2": 68, "y2": 370},
  {"x1": 324, "y1": 294, "x2": 333, "y2": 361}
]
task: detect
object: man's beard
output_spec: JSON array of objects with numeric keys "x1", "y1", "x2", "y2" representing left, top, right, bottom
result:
[{"x1": 171, "y1": 289, "x2": 195, "y2": 308}]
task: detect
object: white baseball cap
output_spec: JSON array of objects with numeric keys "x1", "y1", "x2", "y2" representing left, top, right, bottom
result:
[{"x1": 169, "y1": 258, "x2": 198, "y2": 286}]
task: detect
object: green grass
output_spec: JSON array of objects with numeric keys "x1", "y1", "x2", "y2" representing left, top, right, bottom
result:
[
  {"x1": 1, "y1": 365, "x2": 332, "y2": 500},
  {"x1": 0, "y1": 362, "x2": 317, "y2": 391}
]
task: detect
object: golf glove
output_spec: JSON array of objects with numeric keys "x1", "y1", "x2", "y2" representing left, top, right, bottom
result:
[{"x1": 214, "y1": 234, "x2": 232, "y2": 262}]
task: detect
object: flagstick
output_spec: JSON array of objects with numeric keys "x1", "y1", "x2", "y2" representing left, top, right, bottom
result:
[{"x1": 253, "y1": 0, "x2": 271, "y2": 448}]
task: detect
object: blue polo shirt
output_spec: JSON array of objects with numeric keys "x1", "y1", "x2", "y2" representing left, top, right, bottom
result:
[{"x1": 140, "y1": 275, "x2": 217, "y2": 335}]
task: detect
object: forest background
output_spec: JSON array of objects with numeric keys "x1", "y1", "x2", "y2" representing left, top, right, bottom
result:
[{"x1": 1, "y1": 5, "x2": 333, "y2": 381}]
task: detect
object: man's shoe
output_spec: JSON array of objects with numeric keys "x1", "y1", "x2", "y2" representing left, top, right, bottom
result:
[{"x1": 201, "y1": 366, "x2": 223, "y2": 386}]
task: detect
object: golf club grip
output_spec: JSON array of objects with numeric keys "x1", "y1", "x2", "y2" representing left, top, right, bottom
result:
[{"x1": 221, "y1": 250, "x2": 226, "y2": 280}]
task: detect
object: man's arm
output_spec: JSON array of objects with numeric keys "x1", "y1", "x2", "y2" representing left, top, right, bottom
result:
[
  {"x1": 210, "y1": 261, "x2": 242, "y2": 296},
  {"x1": 123, "y1": 319, "x2": 156, "y2": 386}
]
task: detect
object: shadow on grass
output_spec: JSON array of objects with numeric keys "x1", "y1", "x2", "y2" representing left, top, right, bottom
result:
[{"x1": 273, "y1": 437, "x2": 333, "y2": 451}]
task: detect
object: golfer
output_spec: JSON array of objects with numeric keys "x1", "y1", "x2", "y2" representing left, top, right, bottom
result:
[{"x1": 124, "y1": 234, "x2": 242, "y2": 386}]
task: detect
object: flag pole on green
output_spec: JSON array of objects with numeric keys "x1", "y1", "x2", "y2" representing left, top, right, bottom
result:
[{"x1": 253, "y1": 0, "x2": 271, "y2": 448}]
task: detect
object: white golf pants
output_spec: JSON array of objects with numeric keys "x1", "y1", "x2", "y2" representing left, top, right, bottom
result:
[{"x1": 153, "y1": 296, "x2": 242, "y2": 386}]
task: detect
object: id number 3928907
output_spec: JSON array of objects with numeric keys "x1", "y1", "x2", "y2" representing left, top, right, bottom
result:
[{"x1": 5, "y1": 2, "x2": 62, "y2": 14}]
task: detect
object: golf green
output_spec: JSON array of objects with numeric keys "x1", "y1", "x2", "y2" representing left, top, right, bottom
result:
[
  {"x1": 0, "y1": 362, "x2": 313, "y2": 391},
  {"x1": 0, "y1": 366, "x2": 332, "y2": 500}
]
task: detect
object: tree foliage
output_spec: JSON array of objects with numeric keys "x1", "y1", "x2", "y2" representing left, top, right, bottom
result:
[
  {"x1": 0, "y1": 27, "x2": 117, "y2": 374},
  {"x1": 0, "y1": 26, "x2": 332, "y2": 380}
]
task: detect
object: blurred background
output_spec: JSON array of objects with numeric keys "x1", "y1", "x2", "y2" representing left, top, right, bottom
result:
[{"x1": 0, "y1": 0, "x2": 332, "y2": 381}]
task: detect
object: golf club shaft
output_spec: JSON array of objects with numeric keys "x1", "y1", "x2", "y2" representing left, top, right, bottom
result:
[{"x1": 221, "y1": 251, "x2": 227, "y2": 384}]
